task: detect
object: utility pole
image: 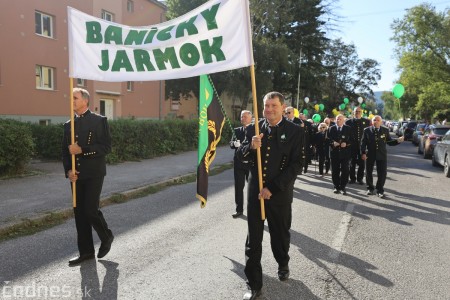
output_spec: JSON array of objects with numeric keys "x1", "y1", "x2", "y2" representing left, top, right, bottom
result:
[{"x1": 296, "y1": 48, "x2": 302, "y2": 110}]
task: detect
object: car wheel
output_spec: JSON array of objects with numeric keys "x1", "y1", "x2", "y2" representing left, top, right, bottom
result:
[
  {"x1": 432, "y1": 153, "x2": 439, "y2": 167},
  {"x1": 445, "y1": 155, "x2": 450, "y2": 178}
]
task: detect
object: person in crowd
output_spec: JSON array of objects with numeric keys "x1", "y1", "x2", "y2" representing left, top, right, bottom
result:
[
  {"x1": 328, "y1": 114, "x2": 352, "y2": 195},
  {"x1": 313, "y1": 122, "x2": 330, "y2": 177},
  {"x1": 361, "y1": 115, "x2": 404, "y2": 198},
  {"x1": 237, "y1": 92, "x2": 303, "y2": 300},
  {"x1": 299, "y1": 113, "x2": 313, "y2": 173},
  {"x1": 345, "y1": 107, "x2": 371, "y2": 184},
  {"x1": 230, "y1": 110, "x2": 253, "y2": 218},
  {"x1": 285, "y1": 106, "x2": 306, "y2": 175},
  {"x1": 62, "y1": 88, "x2": 114, "y2": 266}
]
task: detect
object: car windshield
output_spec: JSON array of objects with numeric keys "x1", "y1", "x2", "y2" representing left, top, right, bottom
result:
[
  {"x1": 434, "y1": 128, "x2": 450, "y2": 135},
  {"x1": 416, "y1": 124, "x2": 426, "y2": 130}
]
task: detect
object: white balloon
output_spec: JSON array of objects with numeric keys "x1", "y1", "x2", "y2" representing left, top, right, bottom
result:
[
  {"x1": 357, "y1": 97, "x2": 363, "y2": 104},
  {"x1": 304, "y1": 97, "x2": 310, "y2": 104}
]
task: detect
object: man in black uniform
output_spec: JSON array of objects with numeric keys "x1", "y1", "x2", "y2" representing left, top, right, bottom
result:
[
  {"x1": 299, "y1": 113, "x2": 313, "y2": 173},
  {"x1": 285, "y1": 106, "x2": 306, "y2": 175},
  {"x1": 62, "y1": 88, "x2": 114, "y2": 266},
  {"x1": 328, "y1": 114, "x2": 352, "y2": 195},
  {"x1": 238, "y1": 92, "x2": 303, "y2": 300},
  {"x1": 346, "y1": 107, "x2": 370, "y2": 184},
  {"x1": 230, "y1": 110, "x2": 252, "y2": 218},
  {"x1": 361, "y1": 115, "x2": 404, "y2": 198}
]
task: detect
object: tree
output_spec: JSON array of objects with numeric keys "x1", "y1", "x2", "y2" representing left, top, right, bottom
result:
[
  {"x1": 391, "y1": 4, "x2": 450, "y2": 121},
  {"x1": 321, "y1": 39, "x2": 381, "y2": 111}
]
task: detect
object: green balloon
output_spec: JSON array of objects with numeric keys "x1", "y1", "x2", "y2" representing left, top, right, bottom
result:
[
  {"x1": 312, "y1": 114, "x2": 321, "y2": 123},
  {"x1": 361, "y1": 103, "x2": 366, "y2": 108},
  {"x1": 303, "y1": 109, "x2": 308, "y2": 115},
  {"x1": 343, "y1": 98, "x2": 349, "y2": 104},
  {"x1": 392, "y1": 83, "x2": 405, "y2": 98},
  {"x1": 319, "y1": 104, "x2": 325, "y2": 111},
  {"x1": 339, "y1": 103, "x2": 345, "y2": 110}
]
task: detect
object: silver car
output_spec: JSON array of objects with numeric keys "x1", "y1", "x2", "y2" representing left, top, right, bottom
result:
[{"x1": 432, "y1": 129, "x2": 450, "y2": 177}]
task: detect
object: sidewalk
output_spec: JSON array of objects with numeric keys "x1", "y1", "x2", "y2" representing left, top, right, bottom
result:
[{"x1": 0, "y1": 146, "x2": 233, "y2": 230}]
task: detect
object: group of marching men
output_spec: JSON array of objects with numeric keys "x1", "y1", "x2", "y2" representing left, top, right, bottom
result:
[{"x1": 229, "y1": 92, "x2": 403, "y2": 299}]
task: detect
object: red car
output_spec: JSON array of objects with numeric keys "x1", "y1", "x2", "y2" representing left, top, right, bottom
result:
[{"x1": 418, "y1": 125, "x2": 450, "y2": 159}]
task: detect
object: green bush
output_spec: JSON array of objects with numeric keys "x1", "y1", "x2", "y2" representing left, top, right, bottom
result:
[
  {"x1": 0, "y1": 118, "x2": 236, "y2": 175},
  {"x1": 0, "y1": 119, "x2": 34, "y2": 175},
  {"x1": 30, "y1": 124, "x2": 64, "y2": 160}
]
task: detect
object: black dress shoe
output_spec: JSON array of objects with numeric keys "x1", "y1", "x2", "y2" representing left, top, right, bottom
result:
[
  {"x1": 68, "y1": 253, "x2": 95, "y2": 266},
  {"x1": 357, "y1": 180, "x2": 364, "y2": 185},
  {"x1": 333, "y1": 188, "x2": 340, "y2": 194},
  {"x1": 341, "y1": 188, "x2": 347, "y2": 195},
  {"x1": 377, "y1": 193, "x2": 385, "y2": 198},
  {"x1": 366, "y1": 190, "x2": 374, "y2": 195},
  {"x1": 232, "y1": 212, "x2": 243, "y2": 218},
  {"x1": 278, "y1": 269, "x2": 290, "y2": 281},
  {"x1": 348, "y1": 180, "x2": 356, "y2": 184},
  {"x1": 98, "y1": 235, "x2": 114, "y2": 258},
  {"x1": 243, "y1": 289, "x2": 261, "y2": 300}
]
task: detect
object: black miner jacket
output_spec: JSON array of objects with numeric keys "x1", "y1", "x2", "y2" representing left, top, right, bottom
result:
[{"x1": 62, "y1": 110, "x2": 111, "y2": 180}]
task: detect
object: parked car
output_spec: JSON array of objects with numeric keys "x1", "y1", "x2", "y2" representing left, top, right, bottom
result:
[
  {"x1": 389, "y1": 121, "x2": 398, "y2": 132},
  {"x1": 418, "y1": 125, "x2": 450, "y2": 159},
  {"x1": 432, "y1": 129, "x2": 450, "y2": 177},
  {"x1": 402, "y1": 121, "x2": 417, "y2": 141},
  {"x1": 395, "y1": 121, "x2": 408, "y2": 136},
  {"x1": 412, "y1": 123, "x2": 427, "y2": 145}
]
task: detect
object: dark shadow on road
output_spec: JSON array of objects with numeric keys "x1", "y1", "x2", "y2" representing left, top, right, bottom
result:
[
  {"x1": 290, "y1": 230, "x2": 393, "y2": 299},
  {"x1": 78, "y1": 259, "x2": 119, "y2": 300},
  {"x1": 224, "y1": 256, "x2": 321, "y2": 300}
]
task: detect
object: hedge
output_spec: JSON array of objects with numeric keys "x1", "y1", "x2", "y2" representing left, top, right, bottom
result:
[
  {"x1": 0, "y1": 118, "x2": 236, "y2": 176},
  {"x1": 0, "y1": 119, "x2": 34, "y2": 175}
]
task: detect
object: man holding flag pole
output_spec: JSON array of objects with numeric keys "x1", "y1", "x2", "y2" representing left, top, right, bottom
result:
[{"x1": 237, "y1": 92, "x2": 304, "y2": 299}]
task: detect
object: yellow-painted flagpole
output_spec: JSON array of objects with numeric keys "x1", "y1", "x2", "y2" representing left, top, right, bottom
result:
[
  {"x1": 69, "y1": 78, "x2": 76, "y2": 208},
  {"x1": 250, "y1": 65, "x2": 265, "y2": 220}
]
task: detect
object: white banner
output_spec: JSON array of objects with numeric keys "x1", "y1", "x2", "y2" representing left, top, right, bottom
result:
[{"x1": 67, "y1": 0, "x2": 253, "y2": 82}]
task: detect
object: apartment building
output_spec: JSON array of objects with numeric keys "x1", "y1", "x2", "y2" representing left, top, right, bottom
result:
[{"x1": 0, "y1": 0, "x2": 184, "y2": 124}]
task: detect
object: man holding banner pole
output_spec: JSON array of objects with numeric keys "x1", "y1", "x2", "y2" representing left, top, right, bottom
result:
[
  {"x1": 237, "y1": 92, "x2": 303, "y2": 299},
  {"x1": 62, "y1": 88, "x2": 114, "y2": 265}
]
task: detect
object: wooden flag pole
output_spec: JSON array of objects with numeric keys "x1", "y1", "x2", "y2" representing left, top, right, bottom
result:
[
  {"x1": 69, "y1": 78, "x2": 76, "y2": 208},
  {"x1": 250, "y1": 65, "x2": 265, "y2": 220}
]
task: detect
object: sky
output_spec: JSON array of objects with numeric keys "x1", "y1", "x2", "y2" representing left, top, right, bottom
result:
[{"x1": 333, "y1": 0, "x2": 450, "y2": 92}]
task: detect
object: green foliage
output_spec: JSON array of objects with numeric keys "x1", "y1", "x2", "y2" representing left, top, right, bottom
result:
[
  {"x1": 391, "y1": 4, "x2": 450, "y2": 121},
  {"x1": 107, "y1": 118, "x2": 233, "y2": 164},
  {"x1": 0, "y1": 119, "x2": 34, "y2": 175},
  {"x1": 30, "y1": 124, "x2": 64, "y2": 160}
]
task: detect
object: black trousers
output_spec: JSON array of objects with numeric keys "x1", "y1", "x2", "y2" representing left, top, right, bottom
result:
[
  {"x1": 244, "y1": 199, "x2": 292, "y2": 290},
  {"x1": 331, "y1": 156, "x2": 350, "y2": 189},
  {"x1": 317, "y1": 152, "x2": 330, "y2": 175},
  {"x1": 365, "y1": 158, "x2": 387, "y2": 193},
  {"x1": 234, "y1": 163, "x2": 249, "y2": 213},
  {"x1": 73, "y1": 177, "x2": 112, "y2": 255},
  {"x1": 349, "y1": 147, "x2": 365, "y2": 182}
]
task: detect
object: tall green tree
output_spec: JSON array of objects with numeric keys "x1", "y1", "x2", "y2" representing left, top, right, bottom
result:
[{"x1": 391, "y1": 4, "x2": 450, "y2": 122}]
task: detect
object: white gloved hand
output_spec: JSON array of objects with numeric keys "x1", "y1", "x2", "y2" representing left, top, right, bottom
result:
[{"x1": 234, "y1": 140, "x2": 241, "y2": 147}]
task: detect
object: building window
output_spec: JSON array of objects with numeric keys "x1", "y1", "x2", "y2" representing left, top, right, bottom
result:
[
  {"x1": 77, "y1": 78, "x2": 85, "y2": 87},
  {"x1": 127, "y1": 81, "x2": 134, "y2": 91},
  {"x1": 127, "y1": 0, "x2": 134, "y2": 13},
  {"x1": 35, "y1": 11, "x2": 54, "y2": 38},
  {"x1": 36, "y1": 65, "x2": 55, "y2": 90},
  {"x1": 101, "y1": 10, "x2": 114, "y2": 21},
  {"x1": 39, "y1": 119, "x2": 51, "y2": 126}
]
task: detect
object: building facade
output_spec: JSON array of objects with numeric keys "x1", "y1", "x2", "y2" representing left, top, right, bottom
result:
[{"x1": 0, "y1": 0, "x2": 177, "y2": 124}]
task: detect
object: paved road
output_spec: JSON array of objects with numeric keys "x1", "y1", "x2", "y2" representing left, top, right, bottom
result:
[
  {"x1": 0, "y1": 146, "x2": 234, "y2": 229},
  {"x1": 1, "y1": 139, "x2": 450, "y2": 299}
]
